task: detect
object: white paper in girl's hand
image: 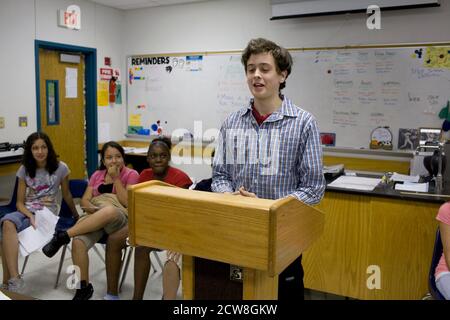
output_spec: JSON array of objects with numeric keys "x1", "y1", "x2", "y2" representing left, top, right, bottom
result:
[{"x1": 18, "y1": 207, "x2": 59, "y2": 256}]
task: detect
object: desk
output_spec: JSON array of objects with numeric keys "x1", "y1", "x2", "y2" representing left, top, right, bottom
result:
[
  {"x1": 124, "y1": 152, "x2": 148, "y2": 173},
  {"x1": 304, "y1": 175, "x2": 443, "y2": 300},
  {"x1": 0, "y1": 150, "x2": 22, "y2": 177}
]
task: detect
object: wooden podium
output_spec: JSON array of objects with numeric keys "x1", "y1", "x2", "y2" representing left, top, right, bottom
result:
[{"x1": 128, "y1": 181, "x2": 324, "y2": 300}]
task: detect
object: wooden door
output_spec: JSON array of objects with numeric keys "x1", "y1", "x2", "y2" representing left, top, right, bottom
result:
[{"x1": 39, "y1": 49, "x2": 86, "y2": 179}]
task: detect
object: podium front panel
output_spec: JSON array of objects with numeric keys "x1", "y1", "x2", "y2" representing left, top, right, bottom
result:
[{"x1": 129, "y1": 183, "x2": 276, "y2": 271}]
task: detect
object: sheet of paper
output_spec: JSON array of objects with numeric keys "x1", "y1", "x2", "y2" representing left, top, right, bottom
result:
[
  {"x1": 328, "y1": 175, "x2": 381, "y2": 191},
  {"x1": 97, "y1": 81, "x2": 109, "y2": 106},
  {"x1": 130, "y1": 147, "x2": 147, "y2": 154},
  {"x1": 18, "y1": 207, "x2": 59, "y2": 256},
  {"x1": 115, "y1": 83, "x2": 122, "y2": 104},
  {"x1": 124, "y1": 147, "x2": 148, "y2": 154},
  {"x1": 323, "y1": 164, "x2": 344, "y2": 174},
  {"x1": 35, "y1": 207, "x2": 59, "y2": 234},
  {"x1": 0, "y1": 290, "x2": 11, "y2": 300},
  {"x1": 18, "y1": 226, "x2": 50, "y2": 256},
  {"x1": 395, "y1": 182, "x2": 429, "y2": 192},
  {"x1": 19, "y1": 242, "x2": 29, "y2": 257},
  {"x1": 391, "y1": 172, "x2": 420, "y2": 183},
  {"x1": 98, "y1": 122, "x2": 111, "y2": 143},
  {"x1": 129, "y1": 114, "x2": 142, "y2": 126},
  {"x1": 65, "y1": 67, "x2": 78, "y2": 98}
]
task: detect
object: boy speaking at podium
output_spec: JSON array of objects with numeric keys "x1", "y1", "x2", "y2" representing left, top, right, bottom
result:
[{"x1": 212, "y1": 38, "x2": 326, "y2": 300}]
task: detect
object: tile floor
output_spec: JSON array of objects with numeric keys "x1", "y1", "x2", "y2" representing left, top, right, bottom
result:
[
  {"x1": 0, "y1": 248, "x2": 346, "y2": 300},
  {"x1": 1, "y1": 246, "x2": 169, "y2": 300}
]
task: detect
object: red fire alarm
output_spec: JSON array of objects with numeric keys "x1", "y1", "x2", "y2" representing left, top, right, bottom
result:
[{"x1": 104, "y1": 57, "x2": 111, "y2": 66}]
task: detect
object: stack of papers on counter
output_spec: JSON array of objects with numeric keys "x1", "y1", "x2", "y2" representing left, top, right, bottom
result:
[
  {"x1": 394, "y1": 182, "x2": 429, "y2": 193},
  {"x1": 327, "y1": 176, "x2": 381, "y2": 191},
  {"x1": 390, "y1": 173, "x2": 420, "y2": 183},
  {"x1": 323, "y1": 164, "x2": 344, "y2": 174}
]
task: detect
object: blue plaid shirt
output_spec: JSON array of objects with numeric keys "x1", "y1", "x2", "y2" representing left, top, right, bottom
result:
[{"x1": 212, "y1": 96, "x2": 325, "y2": 205}]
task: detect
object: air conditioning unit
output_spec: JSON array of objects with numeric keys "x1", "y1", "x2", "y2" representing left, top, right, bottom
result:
[{"x1": 270, "y1": 0, "x2": 440, "y2": 20}]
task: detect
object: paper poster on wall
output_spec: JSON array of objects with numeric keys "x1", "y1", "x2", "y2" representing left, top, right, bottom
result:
[
  {"x1": 97, "y1": 81, "x2": 109, "y2": 106},
  {"x1": 320, "y1": 133, "x2": 336, "y2": 146},
  {"x1": 424, "y1": 47, "x2": 450, "y2": 69},
  {"x1": 115, "y1": 83, "x2": 122, "y2": 104},
  {"x1": 397, "y1": 128, "x2": 419, "y2": 150},
  {"x1": 186, "y1": 55, "x2": 203, "y2": 71},
  {"x1": 19, "y1": 116, "x2": 27, "y2": 127},
  {"x1": 129, "y1": 67, "x2": 145, "y2": 85},
  {"x1": 98, "y1": 122, "x2": 111, "y2": 143},
  {"x1": 129, "y1": 114, "x2": 142, "y2": 127},
  {"x1": 370, "y1": 126, "x2": 393, "y2": 150},
  {"x1": 128, "y1": 126, "x2": 142, "y2": 134},
  {"x1": 65, "y1": 68, "x2": 78, "y2": 98},
  {"x1": 128, "y1": 126, "x2": 150, "y2": 135}
]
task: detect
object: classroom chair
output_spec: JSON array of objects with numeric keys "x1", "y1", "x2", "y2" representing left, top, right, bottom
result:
[
  {"x1": 0, "y1": 177, "x2": 18, "y2": 218},
  {"x1": 118, "y1": 247, "x2": 164, "y2": 293},
  {"x1": 53, "y1": 179, "x2": 89, "y2": 288},
  {"x1": 428, "y1": 228, "x2": 446, "y2": 300},
  {"x1": 21, "y1": 179, "x2": 88, "y2": 288}
]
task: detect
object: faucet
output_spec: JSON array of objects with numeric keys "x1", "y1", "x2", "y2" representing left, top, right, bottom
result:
[{"x1": 416, "y1": 142, "x2": 445, "y2": 193}]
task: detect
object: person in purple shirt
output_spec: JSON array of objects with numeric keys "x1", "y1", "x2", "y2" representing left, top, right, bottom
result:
[{"x1": 0, "y1": 132, "x2": 78, "y2": 293}]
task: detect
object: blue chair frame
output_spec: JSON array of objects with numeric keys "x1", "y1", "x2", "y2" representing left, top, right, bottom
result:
[
  {"x1": 0, "y1": 177, "x2": 18, "y2": 218},
  {"x1": 429, "y1": 228, "x2": 446, "y2": 300},
  {"x1": 53, "y1": 179, "x2": 88, "y2": 288}
]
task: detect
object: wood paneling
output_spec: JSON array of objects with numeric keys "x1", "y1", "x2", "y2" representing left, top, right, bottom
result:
[
  {"x1": 304, "y1": 191, "x2": 440, "y2": 300},
  {"x1": 0, "y1": 163, "x2": 20, "y2": 177},
  {"x1": 182, "y1": 255, "x2": 195, "y2": 300},
  {"x1": 324, "y1": 156, "x2": 410, "y2": 174},
  {"x1": 131, "y1": 182, "x2": 273, "y2": 271},
  {"x1": 243, "y1": 269, "x2": 278, "y2": 300},
  {"x1": 271, "y1": 197, "x2": 325, "y2": 276}
]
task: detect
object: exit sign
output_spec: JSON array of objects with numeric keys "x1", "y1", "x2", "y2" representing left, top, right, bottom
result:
[{"x1": 58, "y1": 5, "x2": 81, "y2": 30}]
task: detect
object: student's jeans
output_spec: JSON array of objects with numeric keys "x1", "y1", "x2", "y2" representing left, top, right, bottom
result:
[
  {"x1": 436, "y1": 273, "x2": 450, "y2": 300},
  {"x1": 278, "y1": 255, "x2": 304, "y2": 300}
]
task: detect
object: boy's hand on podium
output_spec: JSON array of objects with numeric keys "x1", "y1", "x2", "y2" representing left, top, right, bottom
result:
[{"x1": 238, "y1": 186, "x2": 257, "y2": 198}]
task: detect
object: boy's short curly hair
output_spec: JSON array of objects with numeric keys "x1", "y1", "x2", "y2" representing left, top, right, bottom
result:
[{"x1": 241, "y1": 38, "x2": 293, "y2": 91}]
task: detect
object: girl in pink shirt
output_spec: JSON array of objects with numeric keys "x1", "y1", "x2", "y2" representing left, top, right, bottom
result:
[
  {"x1": 42, "y1": 141, "x2": 139, "y2": 299},
  {"x1": 435, "y1": 201, "x2": 450, "y2": 299}
]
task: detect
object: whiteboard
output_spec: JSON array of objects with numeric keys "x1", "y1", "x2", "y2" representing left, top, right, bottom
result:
[
  {"x1": 126, "y1": 53, "x2": 251, "y2": 141},
  {"x1": 126, "y1": 45, "x2": 450, "y2": 150}
]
